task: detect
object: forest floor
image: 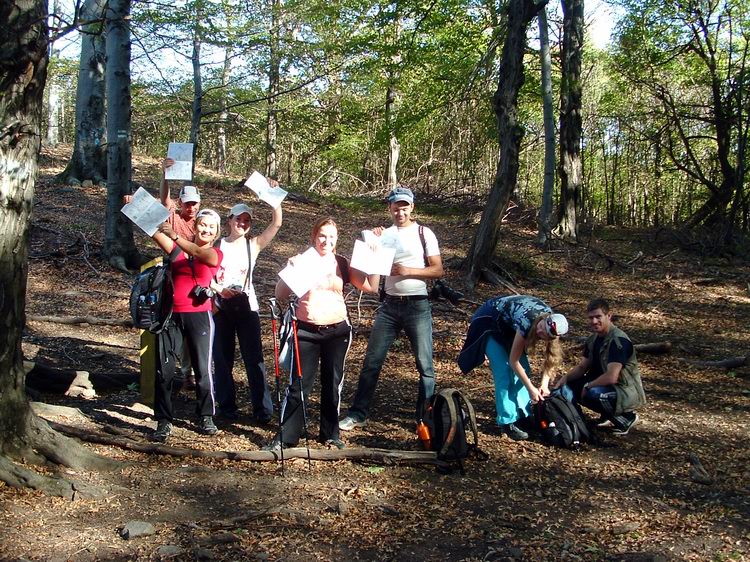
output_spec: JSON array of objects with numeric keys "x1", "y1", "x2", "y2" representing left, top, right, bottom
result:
[{"x1": 2, "y1": 145, "x2": 749, "y2": 562}]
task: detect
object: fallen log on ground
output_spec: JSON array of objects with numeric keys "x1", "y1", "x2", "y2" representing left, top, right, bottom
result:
[
  {"x1": 570, "y1": 338, "x2": 672, "y2": 355},
  {"x1": 24, "y1": 361, "x2": 137, "y2": 395},
  {"x1": 679, "y1": 354, "x2": 749, "y2": 369},
  {"x1": 48, "y1": 422, "x2": 443, "y2": 466},
  {"x1": 27, "y1": 314, "x2": 134, "y2": 327}
]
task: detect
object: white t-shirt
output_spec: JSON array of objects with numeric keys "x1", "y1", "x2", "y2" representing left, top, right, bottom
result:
[
  {"x1": 215, "y1": 238, "x2": 260, "y2": 311},
  {"x1": 380, "y1": 222, "x2": 440, "y2": 296}
]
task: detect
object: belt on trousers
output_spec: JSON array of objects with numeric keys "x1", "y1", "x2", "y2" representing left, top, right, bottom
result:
[
  {"x1": 296, "y1": 320, "x2": 346, "y2": 332},
  {"x1": 385, "y1": 294, "x2": 428, "y2": 302}
]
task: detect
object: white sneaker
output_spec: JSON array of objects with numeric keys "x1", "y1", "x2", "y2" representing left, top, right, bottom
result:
[{"x1": 339, "y1": 416, "x2": 367, "y2": 431}]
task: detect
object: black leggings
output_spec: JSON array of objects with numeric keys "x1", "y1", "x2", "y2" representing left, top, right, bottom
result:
[{"x1": 154, "y1": 311, "x2": 216, "y2": 422}]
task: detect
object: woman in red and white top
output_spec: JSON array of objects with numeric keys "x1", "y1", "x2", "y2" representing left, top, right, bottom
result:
[
  {"x1": 264, "y1": 217, "x2": 377, "y2": 451},
  {"x1": 150, "y1": 209, "x2": 223, "y2": 442}
]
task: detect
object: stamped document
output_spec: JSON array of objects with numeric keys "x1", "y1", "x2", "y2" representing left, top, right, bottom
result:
[
  {"x1": 350, "y1": 239, "x2": 396, "y2": 275},
  {"x1": 165, "y1": 143, "x2": 194, "y2": 180},
  {"x1": 244, "y1": 171, "x2": 288, "y2": 209},
  {"x1": 121, "y1": 187, "x2": 170, "y2": 236},
  {"x1": 278, "y1": 247, "x2": 327, "y2": 297}
]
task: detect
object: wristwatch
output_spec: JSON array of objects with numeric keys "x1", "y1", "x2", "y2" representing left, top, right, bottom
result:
[{"x1": 172, "y1": 234, "x2": 179, "y2": 241}]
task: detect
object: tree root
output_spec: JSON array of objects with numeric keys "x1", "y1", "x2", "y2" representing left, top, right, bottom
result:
[
  {"x1": 0, "y1": 416, "x2": 119, "y2": 499},
  {"x1": 49, "y1": 422, "x2": 442, "y2": 466}
]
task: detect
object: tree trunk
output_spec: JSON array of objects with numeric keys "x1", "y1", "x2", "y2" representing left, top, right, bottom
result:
[
  {"x1": 216, "y1": 45, "x2": 231, "y2": 174},
  {"x1": 266, "y1": 0, "x2": 280, "y2": 179},
  {"x1": 385, "y1": 80, "x2": 400, "y2": 188},
  {"x1": 56, "y1": 0, "x2": 107, "y2": 184},
  {"x1": 0, "y1": 0, "x2": 114, "y2": 498},
  {"x1": 536, "y1": 5, "x2": 555, "y2": 246},
  {"x1": 465, "y1": 0, "x2": 544, "y2": 289},
  {"x1": 556, "y1": 0, "x2": 584, "y2": 241},
  {"x1": 102, "y1": 0, "x2": 139, "y2": 271},
  {"x1": 188, "y1": 6, "x2": 202, "y2": 152}
]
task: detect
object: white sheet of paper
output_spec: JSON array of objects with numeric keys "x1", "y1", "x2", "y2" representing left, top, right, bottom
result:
[
  {"x1": 350, "y1": 239, "x2": 396, "y2": 276},
  {"x1": 244, "y1": 171, "x2": 288, "y2": 208},
  {"x1": 165, "y1": 142, "x2": 194, "y2": 180},
  {"x1": 121, "y1": 187, "x2": 170, "y2": 236},
  {"x1": 278, "y1": 247, "x2": 327, "y2": 297}
]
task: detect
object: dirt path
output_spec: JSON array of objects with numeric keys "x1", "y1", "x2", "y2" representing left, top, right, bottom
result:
[{"x1": 2, "y1": 147, "x2": 748, "y2": 561}]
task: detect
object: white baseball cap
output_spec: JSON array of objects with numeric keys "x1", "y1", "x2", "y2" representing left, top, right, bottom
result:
[{"x1": 179, "y1": 185, "x2": 201, "y2": 203}]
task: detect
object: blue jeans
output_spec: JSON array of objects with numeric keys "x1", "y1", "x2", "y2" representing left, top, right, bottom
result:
[
  {"x1": 348, "y1": 297, "x2": 435, "y2": 422},
  {"x1": 485, "y1": 335, "x2": 533, "y2": 425},
  {"x1": 558, "y1": 381, "x2": 633, "y2": 426}
]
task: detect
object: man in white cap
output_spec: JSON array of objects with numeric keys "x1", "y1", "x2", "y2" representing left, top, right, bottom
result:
[
  {"x1": 160, "y1": 158, "x2": 201, "y2": 240},
  {"x1": 340, "y1": 185, "x2": 444, "y2": 431},
  {"x1": 159, "y1": 158, "x2": 202, "y2": 390},
  {"x1": 553, "y1": 298, "x2": 646, "y2": 436}
]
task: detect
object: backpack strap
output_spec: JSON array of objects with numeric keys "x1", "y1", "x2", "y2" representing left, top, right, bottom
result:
[
  {"x1": 418, "y1": 225, "x2": 428, "y2": 267},
  {"x1": 454, "y1": 389, "x2": 480, "y2": 448},
  {"x1": 438, "y1": 389, "x2": 459, "y2": 457}
]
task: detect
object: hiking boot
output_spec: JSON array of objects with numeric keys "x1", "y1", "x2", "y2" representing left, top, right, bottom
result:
[
  {"x1": 500, "y1": 423, "x2": 529, "y2": 441},
  {"x1": 150, "y1": 421, "x2": 172, "y2": 443},
  {"x1": 612, "y1": 413, "x2": 639, "y2": 437},
  {"x1": 198, "y1": 415, "x2": 218, "y2": 436},
  {"x1": 339, "y1": 415, "x2": 366, "y2": 431},
  {"x1": 262, "y1": 436, "x2": 293, "y2": 453},
  {"x1": 324, "y1": 438, "x2": 346, "y2": 450}
]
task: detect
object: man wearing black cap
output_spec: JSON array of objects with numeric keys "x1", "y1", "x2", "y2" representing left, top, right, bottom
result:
[
  {"x1": 340, "y1": 185, "x2": 444, "y2": 430},
  {"x1": 552, "y1": 298, "x2": 646, "y2": 436}
]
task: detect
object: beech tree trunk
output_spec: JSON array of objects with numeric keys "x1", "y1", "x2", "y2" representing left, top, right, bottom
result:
[
  {"x1": 216, "y1": 45, "x2": 231, "y2": 174},
  {"x1": 189, "y1": 6, "x2": 202, "y2": 151},
  {"x1": 266, "y1": 0, "x2": 280, "y2": 179},
  {"x1": 536, "y1": 5, "x2": 555, "y2": 246},
  {"x1": 556, "y1": 0, "x2": 584, "y2": 241},
  {"x1": 102, "y1": 0, "x2": 140, "y2": 271},
  {"x1": 0, "y1": 0, "x2": 113, "y2": 498},
  {"x1": 465, "y1": 0, "x2": 544, "y2": 288},
  {"x1": 57, "y1": 0, "x2": 107, "y2": 184}
]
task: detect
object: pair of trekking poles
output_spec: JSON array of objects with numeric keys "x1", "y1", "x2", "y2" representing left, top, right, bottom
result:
[{"x1": 268, "y1": 297, "x2": 312, "y2": 474}]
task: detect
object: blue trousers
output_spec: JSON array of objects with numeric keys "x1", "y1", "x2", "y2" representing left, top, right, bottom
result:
[
  {"x1": 485, "y1": 336, "x2": 532, "y2": 425},
  {"x1": 348, "y1": 298, "x2": 435, "y2": 422}
]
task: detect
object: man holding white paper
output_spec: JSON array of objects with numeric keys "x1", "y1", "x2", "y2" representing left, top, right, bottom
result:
[
  {"x1": 160, "y1": 157, "x2": 201, "y2": 240},
  {"x1": 340, "y1": 186, "x2": 444, "y2": 431}
]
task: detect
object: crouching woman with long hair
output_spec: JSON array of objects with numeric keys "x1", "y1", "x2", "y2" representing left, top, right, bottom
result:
[{"x1": 457, "y1": 295, "x2": 568, "y2": 441}]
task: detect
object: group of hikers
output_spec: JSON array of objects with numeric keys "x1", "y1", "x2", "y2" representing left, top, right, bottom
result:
[{"x1": 140, "y1": 160, "x2": 646, "y2": 448}]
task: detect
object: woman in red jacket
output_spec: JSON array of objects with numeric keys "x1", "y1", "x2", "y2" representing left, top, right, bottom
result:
[{"x1": 150, "y1": 209, "x2": 223, "y2": 442}]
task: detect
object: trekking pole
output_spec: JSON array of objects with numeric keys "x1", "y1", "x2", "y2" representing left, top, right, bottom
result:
[
  {"x1": 290, "y1": 299, "x2": 312, "y2": 469},
  {"x1": 268, "y1": 298, "x2": 284, "y2": 476}
]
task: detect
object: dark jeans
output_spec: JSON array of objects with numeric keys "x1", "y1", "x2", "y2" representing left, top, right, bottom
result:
[
  {"x1": 212, "y1": 296, "x2": 273, "y2": 419},
  {"x1": 560, "y1": 378, "x2": 634, "y2": 427},
  {"x1": 279, "y1": 320, "x2": 352, "y2": 445},
  {"x1": 348, "y1": 297, "x2": 435, "y2": 422},
  {"x1": 155, "y1": 311, "x2": 216, "y2": 422}
]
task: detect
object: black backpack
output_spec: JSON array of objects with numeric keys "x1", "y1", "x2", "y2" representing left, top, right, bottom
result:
[
  {"x1": 536, "y1": 394, "x2": 591, "y2": 449},
  {"x1": 129, "y1": 248, "x2": 180, "y2": 333},
  {"x1": 423, "y1": 388, "x2": 482, "y2": 474}
]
